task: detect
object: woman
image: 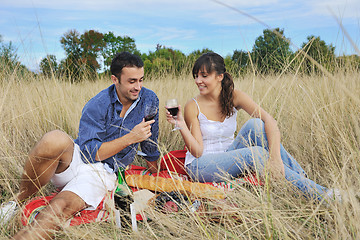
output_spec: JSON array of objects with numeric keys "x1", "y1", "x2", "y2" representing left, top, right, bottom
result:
[{"x1": 166, "y1": 52, "x2": 338, "y2": 201}]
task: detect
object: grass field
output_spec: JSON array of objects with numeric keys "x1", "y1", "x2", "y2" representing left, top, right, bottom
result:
[{"x1": 1, "y1": 66, "x2": 360, "y2": 239}]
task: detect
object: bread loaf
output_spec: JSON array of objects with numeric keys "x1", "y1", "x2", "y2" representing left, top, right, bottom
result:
[{"x1": 125, "y1": 174, "x2": 225, "y2": 199}]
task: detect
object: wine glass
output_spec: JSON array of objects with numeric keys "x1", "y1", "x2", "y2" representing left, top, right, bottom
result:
[
  {"x1": 144, "y1": 104, "x2": 158, "y2": 122},
  {"x1": 165, "y1": 98, "x2": 181, "y2": 131},
  {"x1": 137, "y1": 104, "x2": 158, "y2": 157}
]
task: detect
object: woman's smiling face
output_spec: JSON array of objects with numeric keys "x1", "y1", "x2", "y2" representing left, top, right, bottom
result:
[{"x1": 194, "y1": 68, "x2": 223, "y2": 95}]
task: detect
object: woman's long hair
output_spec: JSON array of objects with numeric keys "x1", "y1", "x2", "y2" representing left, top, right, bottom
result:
[{"x1": 192, "y1": 52, "x2": 234, "y2": 118}]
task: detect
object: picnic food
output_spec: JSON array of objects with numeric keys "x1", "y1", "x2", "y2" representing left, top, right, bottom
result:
[{"x1": 125, "y1": 174, "x2": 225, "y2": 199}]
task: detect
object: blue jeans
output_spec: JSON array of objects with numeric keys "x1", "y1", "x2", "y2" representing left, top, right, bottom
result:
[{"x1": 186, "y1": 118, "x2": 329, "y2": 200}]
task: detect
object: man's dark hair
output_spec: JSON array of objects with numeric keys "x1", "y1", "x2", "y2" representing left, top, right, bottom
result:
[{"x1": 110, "y1": 52, "x2": 144, "y2": 78}]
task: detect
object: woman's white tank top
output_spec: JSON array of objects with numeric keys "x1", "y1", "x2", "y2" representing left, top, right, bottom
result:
[{"x1": 185, "y1": 98, "x2": 237, "y2": 166}]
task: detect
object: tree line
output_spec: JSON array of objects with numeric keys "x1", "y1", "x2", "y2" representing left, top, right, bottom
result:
[
  {"x1": 1, "y1": 28, "x2": 359, "y2": 81},
  {"x1": 0, "y1": 35, "x2": 31, "y2": 77}
]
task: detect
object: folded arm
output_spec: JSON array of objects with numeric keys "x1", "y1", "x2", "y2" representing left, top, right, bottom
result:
[{"x1": 233, "y1": 89, "x2": 284, "y2": 178}]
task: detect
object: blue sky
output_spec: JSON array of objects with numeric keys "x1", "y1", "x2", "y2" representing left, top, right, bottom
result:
[{"x1": 1, "y1": 0, "x2": 359, "y2": 71}]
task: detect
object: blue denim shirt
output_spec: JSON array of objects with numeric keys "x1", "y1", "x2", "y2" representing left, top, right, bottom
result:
[{"x1": 74, "y1": 84, "x2": 160, "y2": 172}]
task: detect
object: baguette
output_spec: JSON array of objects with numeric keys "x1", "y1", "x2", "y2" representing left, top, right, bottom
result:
[{"x1": 125, "y1": 174, "x2": 225, "y2": 199}]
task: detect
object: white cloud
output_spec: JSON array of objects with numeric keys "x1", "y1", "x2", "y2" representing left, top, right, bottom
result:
[
  {"x1": 2, "y1": 0, "x2": 359, "y2": 70},
  {"x1": 305, "y1": 0, "x2": 360, "y2": 18},
  {"x1": 2, "y1": 0, "x2": 279, "y2": 11},
  {"x1": 3, "y1": 0, "x2": 358, "y2": 30},
  {"x1": 144, "y1": 26, "x2": 196, "y2": 41}
]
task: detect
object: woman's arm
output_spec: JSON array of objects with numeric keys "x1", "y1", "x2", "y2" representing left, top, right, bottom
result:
[
  {"x1": 233, "y1": 89, "x2": 285, "y2": 178},
  {"x1": 166, "y1": 99, "x2": 204, "y2": 158}
]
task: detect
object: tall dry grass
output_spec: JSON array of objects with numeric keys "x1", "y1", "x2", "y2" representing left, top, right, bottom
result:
[{"x1": 1, "y1": 65, "x2": 360, "y2": 239}]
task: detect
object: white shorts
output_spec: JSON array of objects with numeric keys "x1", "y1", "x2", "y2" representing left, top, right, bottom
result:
[{"x1": 51, "y1": 144, "x2": 117, "y2": 210}]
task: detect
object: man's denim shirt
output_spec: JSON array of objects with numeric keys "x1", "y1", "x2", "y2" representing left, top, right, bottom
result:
[{"x1": 74, "y1": 84, "x2": 160, "y2": 172}]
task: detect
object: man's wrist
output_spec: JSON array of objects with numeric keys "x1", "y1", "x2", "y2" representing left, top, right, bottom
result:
[{"x1": 122, "y1": 133, "x2": 136, "y2": 146}]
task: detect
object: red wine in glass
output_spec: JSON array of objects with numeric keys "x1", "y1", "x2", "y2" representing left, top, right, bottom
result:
[
  {"x1": 145, "y1": 113, "x2": 156, "y2": 121},
  {"x1": 165, "y1": 99, "x2": 181, "y2": 131},
  {"x1": 138, "y1": 105, "x2": 157, "y2": 157},
  {"x1": 167, "y1": 107, "x2": 179, "y2": 117},
  {"x1": 144, "y1": 104, "x2": 158, "y2": 121}
]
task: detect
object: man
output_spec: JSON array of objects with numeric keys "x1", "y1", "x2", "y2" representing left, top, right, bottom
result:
[{"x1": 0, "y1": 52, "x2": 160, "y2": 239}]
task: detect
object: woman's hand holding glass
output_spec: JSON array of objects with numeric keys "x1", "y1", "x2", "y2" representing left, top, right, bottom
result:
[{"x1": 165, "y1": 99, "x2": 182, "y2": 131}]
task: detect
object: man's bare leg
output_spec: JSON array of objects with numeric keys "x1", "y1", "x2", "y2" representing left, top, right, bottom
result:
[
  {"x1": 17, "y1": 130, "x2": 74, "y2": 203},
  {"x1": 12, "y1": 130, "x2": 85, "y2": 239},
  {"x1": 13, "y1": 191, "x2": 86, "y2": 240}
]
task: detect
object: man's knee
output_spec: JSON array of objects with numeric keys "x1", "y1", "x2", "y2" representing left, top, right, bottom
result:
[
  {"x1": 32, "y1": 130, "x2": 73, "y2": 159},
  {"x1": 41, "y1": 130, "x2": 73, "y2": 149}
]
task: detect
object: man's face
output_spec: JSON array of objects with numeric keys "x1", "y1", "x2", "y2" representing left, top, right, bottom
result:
[{"x1": 112, "y1": 67, "x2": 144, "y2": 104}]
